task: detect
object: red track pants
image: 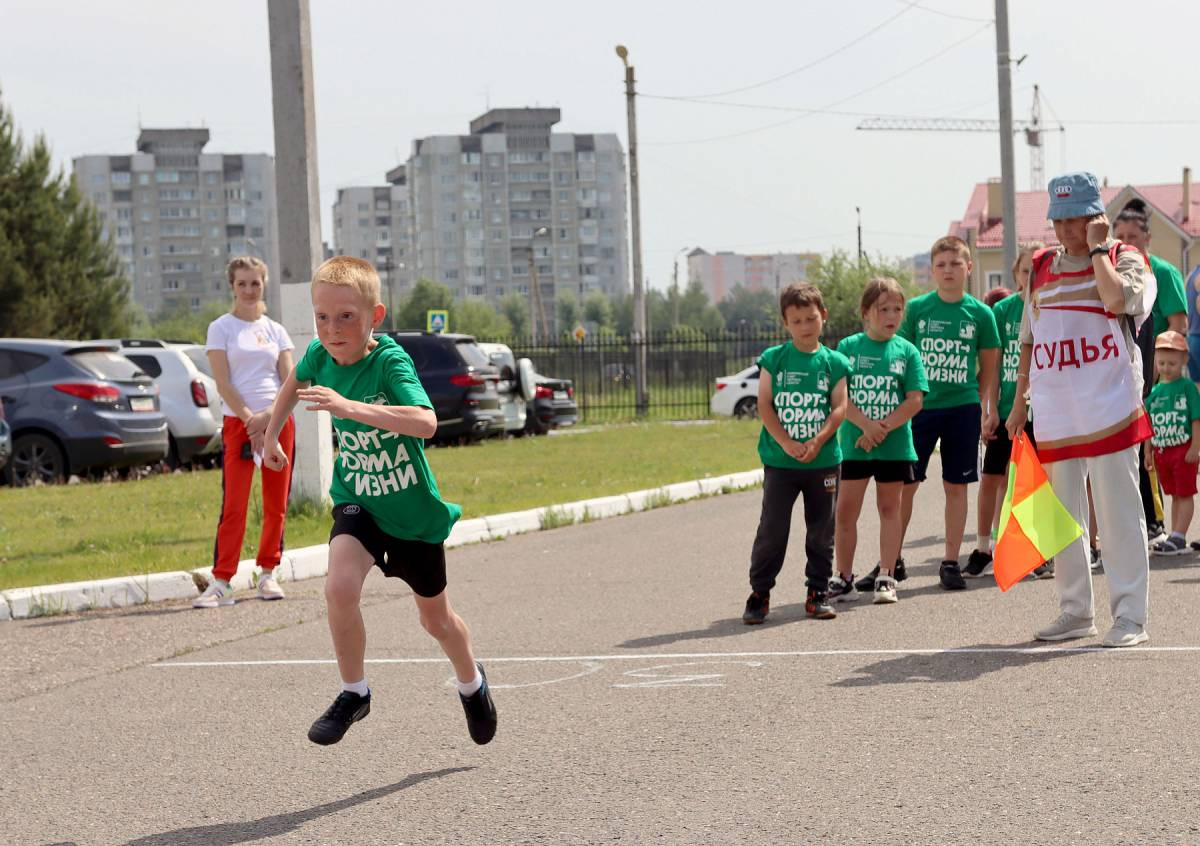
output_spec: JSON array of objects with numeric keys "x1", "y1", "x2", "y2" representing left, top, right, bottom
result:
[{"x1": 212, "y1": 415, "x2": 296, "y2": 582}]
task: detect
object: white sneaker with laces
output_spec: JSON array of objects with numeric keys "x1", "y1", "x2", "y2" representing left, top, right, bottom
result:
[
  {"x1": 1101, "y1": 618, "x2": 1148, "y2": 648},
  {"x1": 193, "y1": 579, "x2": 235, "y2": 609},
  {"x1": 873, "y1": 575, "x2": 898, "y2": 604},
  {"x1": 257, "y1": 569, "x2": 285, "y2": 601},
  {"x1": 1034, "y1": 611, "x2": 1097, "y2": 642}
]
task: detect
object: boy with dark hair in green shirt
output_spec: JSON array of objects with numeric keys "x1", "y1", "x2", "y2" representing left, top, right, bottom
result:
[
  {"x1": 263, "y1": 256, "x2": 496, "y2": 747},
  {"x1": 742, "y1": 284, "x2": 849, "y2": 624}
]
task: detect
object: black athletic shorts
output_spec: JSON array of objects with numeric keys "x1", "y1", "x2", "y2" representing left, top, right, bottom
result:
[
  {"x1": 840, "y1": 459, "x2": 916, "y2": 484},
  {"x1": 910, "y1": 403, "x2": 982, "y2": 485},
  {"x1": 329, "y1": 503, "x2": 447, "y2": 598},
  {"x1": 981, "y1": 421, "x2": 1036, "y2": 476}
]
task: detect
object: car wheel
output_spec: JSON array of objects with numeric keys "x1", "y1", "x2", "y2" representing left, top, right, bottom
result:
[
  {"x1": 10, "y1": 433, "x2": 66, "y2": 486},
  {"x1": 525, "y1": 413, "x2": 550, "y2": 436},
  {"x1": 733, "y1": 397, "x2": 759, "y2": 420}
]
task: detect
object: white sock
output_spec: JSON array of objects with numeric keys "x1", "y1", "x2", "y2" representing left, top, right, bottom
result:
[
  {"x1": 341, "y1": 679, "x2": 369, "y2": 697},
  {"x1": 977, "y1": 534, "x2": 992, "y2": 553},
  {"x1": 455, "y1": 667, "x2": 483, "y2": 697}
]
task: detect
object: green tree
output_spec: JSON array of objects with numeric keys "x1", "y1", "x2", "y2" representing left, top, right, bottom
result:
[
  {"x1": 718, "y1": 285, "x2": 778, "y2": 331},
  {"x1": 556, "y1": 289, "x2": 580, "y2": 335},
  {"x1": 394, "y1": 278, "x2": 453, "y2": 331},
  {"x1": 498, "y1": 293, "x2": 530, "y2": 338},
  {"x1": 583, "y1": 290, "x2": 614, "y2": 330},
  {"x1": 140, "y1": 300, "x2": 228, "y2": 343},
  {"x1": 0, "y1": 91, "x2": 130, "y2": 338},
  {"x1": 454, "y1": 299, "x2": 512, "y2": 339},
  {"x1": 807, "y1": 250, "x2": 916, "y2": 338}
]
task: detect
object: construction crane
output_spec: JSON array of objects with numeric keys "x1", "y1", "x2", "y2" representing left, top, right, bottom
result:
[{"x1": 856, "y1": 85, "x2": 1063, "y2": 191}]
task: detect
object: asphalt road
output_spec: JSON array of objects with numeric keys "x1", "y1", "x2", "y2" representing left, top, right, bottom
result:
[{"x1": 4, "y1": 456, "x2": 1199, "y2": 845}]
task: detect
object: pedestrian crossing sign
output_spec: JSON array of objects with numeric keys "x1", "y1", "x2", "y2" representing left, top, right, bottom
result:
[{"x1": 427, "y1": 310, "x2": 449, "y2": 333}]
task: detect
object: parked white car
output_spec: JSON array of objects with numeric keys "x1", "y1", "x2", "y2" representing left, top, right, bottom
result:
[
  {"x1": 476, "y1": 342, "x2": 536, "y2": 435},
  {"x1": 101, "y1": 339, "x2": 223, "y2": 467},
  {"x1": 710, "y1": 363, "x2": 761, "y2": 418}
]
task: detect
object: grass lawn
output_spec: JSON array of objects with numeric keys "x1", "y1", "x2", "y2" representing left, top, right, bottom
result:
[{"x1": 0, "y1": 419, "x2": 760, "y2": 590}]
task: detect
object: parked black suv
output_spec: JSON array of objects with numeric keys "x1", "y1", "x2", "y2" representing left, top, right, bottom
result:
[{"x1": 385, "y1": 332, "x2": 504, "y2": 442}]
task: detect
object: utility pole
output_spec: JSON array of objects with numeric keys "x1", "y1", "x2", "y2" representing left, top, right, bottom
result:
[
  {"x1": 528, "y1": 226, "x2": 549, "y2": 342},
  {"x1": 382, "y1": 253, "x2": 394, "y2": 330},
  {"x1": 617, "y1": 45, "x2": 648, "y2": 415},
  {"x1": 267, "y1": 0, "x2": 331, "y2": 503},
  {"x1": 994, "y1": 0, "x2": 1018, "y2": 281},
  {"x1": 856, "y1": 207, "x2": 864, "y2": 265}
]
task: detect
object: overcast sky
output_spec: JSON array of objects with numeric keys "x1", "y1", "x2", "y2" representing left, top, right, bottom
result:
[{"x1": 3, "y1": 0, "x2": 1197, "y2": 290}]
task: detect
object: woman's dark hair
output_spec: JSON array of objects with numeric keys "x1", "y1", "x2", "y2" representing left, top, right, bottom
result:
[{"x1": 1116, "y1": 198, "x2": 1150, "y2": 233}]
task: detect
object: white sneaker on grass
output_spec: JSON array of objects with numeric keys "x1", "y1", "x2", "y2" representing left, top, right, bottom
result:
[
  {"x1": 193, "y1": 579, "x2": 235, "y2": 609},
  {"x1": 1034, "y1": 611, "x2": 1097, "y2": 642},
  {"x1": 1101, "y1": 618, "x2": 1148, "y2": 648},
  {"x1": 257, "y1": 569, "x2": 285, "y2": 601}
]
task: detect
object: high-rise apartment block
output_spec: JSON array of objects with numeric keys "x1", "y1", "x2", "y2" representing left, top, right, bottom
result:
[
  {"x1": 332, "y1": 108, "x2": 629, "y2": 329},
  {"x1": 73, "y1": 129, "x2": 280, "y2": 315},
  {"x1": 686, "y1": 248, "x2": 818, "y2": 304}
]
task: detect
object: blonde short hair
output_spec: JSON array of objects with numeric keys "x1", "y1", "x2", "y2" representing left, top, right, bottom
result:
[
  {"x1": 226, "y1": 256, "x2": 270, "y2": 317},
  {"x1": 929, "y1": 235, "x2": 972, "y2": 263},
  {"x1": 311, "y1": 256, "x2": 381, "y2": 307}
]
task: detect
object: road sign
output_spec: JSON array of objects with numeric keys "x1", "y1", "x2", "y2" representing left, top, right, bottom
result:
[{"x1": 427, "y1": 309, "x2": 449, "y2": 333}]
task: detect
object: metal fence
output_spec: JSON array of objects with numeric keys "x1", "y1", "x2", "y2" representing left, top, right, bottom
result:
[{"x1": 479, "y1": 330, "x2": 841, "y2": 423}]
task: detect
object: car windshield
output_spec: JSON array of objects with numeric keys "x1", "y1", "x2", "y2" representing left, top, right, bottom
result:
[
  {"x1": 68, "y1": 349, "x2": 147, "y2": 381},
  {"x1": 456, "y1": 341, "x2": 493, "y2": 370},
  {"x1": 183, "y1": 347, "x2": 212, "y2": 376}
]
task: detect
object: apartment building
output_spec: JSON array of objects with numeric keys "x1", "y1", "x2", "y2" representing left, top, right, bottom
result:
[
  {"x1": 332, "y1": 108, "x2": 629, "y2": 330},
  {"x1": 686, "y1": 248, "x2": 817, "y2": 303},
  {"x1": 73, "y1": 129, "x2": 280, "y2": 315}
]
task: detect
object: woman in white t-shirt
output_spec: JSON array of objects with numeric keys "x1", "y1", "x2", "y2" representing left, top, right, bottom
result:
[{"x1": 194, "y1": 256, "x2": 296, "y2": 608}]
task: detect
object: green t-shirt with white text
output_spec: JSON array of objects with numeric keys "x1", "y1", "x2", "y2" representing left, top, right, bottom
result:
[
  {"x1": 1147, "y1": 377, "x2": 1200, "y2": 449},
  {"x1": 993, "y1": 292, "x2": 1024, "y2": 420},
  {"x1": 1150, "y1": 254, "x2": 1186, "y2": 337},
  {"x1": 295, "y1": 334, "x2": 461, "y2": 543},
  {"x1": 898, "y1": 289, "x2": 1000, "y2": 410},
  {"x1": 756, "y1": 342, "x2": 849, "y2": 470},
  {"x1": 835, "y1": 333, "x2": 927, "y2": 462}
]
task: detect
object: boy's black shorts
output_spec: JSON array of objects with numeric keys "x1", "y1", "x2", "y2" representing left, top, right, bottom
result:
[
  {"x1": 329, "y1": 503, "x2": 447, "y2": 598},
  {"x1": 910, "y1": 403, "x2": 981, "y2": 485},
  {"x1": 841, "y1": 459, "x2": 916, "y2": 484},
  {"x1": 981, "y1": 421, "x2": 1037, "y2": 476}
]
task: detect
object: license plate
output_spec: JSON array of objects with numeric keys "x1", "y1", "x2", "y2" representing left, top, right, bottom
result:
[
  {"x1": 553, "y1": 391, "x2": 568, "y2": 401},
  {"x1": 130, "y1": 396, "x2": 154, "y2": 412}
]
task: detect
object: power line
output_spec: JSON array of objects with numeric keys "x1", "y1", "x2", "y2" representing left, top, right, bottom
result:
[
  {"x1": 905, "y1": 1, "x2": 993, "y2": 23},
  {"x1": 642, "y1": 21, "x2": 992, "y2": 146}
]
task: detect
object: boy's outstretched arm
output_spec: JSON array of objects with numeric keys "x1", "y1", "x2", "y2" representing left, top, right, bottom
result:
[
  {"x1": 262, "y1": 367, "x2": 305, "y2": 471},
  {"x1": 297, "y1": 386, "x2": 437, "y2": 439}
]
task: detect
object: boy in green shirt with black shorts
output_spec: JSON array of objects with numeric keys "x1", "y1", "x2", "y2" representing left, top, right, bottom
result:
[
  {"x1": 263, "y1": 256, "x2": 496, "y2": 747},
  {"x1": 742, "y1": 284, "x2": 849, "y2": 624},
  {"x1": 882, "y1": 235, "x2": 1000, "y2": 592}
]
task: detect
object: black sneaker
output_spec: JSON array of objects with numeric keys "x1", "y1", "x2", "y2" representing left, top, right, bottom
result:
[
  {"x1": 742, "y1": 591, "x2": 770, "y2": 624},
  {"x1": 459, "y1": 662, "x2": 497, "y2": 745},
  {"x1": 828, "y1": 573, "x2": 858, "y2": 602},
  {"x1": 963, "y1": 549, "x2": 993, "y2": 578},
  {"x1": 308, "y1": 690, "x2": 371, "y2": 745},
  {"x1": 894, "y1": 558, "x2": 907, "y2": 582},
  {"x1": 1090, "y1": 546, "x2": 1103, "y2": 573},
  {"x1": 854, "y1": 565, "x2": 881, "y2": 592},
  {"x1": 805, "y1": 589, "x2": 836, "y2": 619},
  {"x1": 939, "y1": 560, "x2": 967, "y2": 590},
  {"x1": 1032, "y1": 559, "x2": 1055, "y2": 579}
]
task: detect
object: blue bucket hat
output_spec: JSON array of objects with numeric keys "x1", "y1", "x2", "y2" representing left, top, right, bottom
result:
[{"x1": 1046, "y1": 171, "x2": 1105, "y2": 220}]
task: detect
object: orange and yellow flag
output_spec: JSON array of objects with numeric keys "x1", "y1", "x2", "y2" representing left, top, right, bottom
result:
[{"x1": 993, "y1": 431, "x2": 1084, "y2": 591}]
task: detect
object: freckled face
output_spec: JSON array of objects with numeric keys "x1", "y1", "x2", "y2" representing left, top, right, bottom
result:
[{"x1": 313, "y1": 283, "x2": 383, "y2": 365}]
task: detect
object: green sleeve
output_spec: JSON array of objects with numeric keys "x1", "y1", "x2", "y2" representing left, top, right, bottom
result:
[
  {"x1": 831, "y1": 350, "x2": 850, "y2": 385},
  {"x1": 385, "y1": 352, "x2": 433, "y2": 410},
  {"x1": 898, "y1": 301, "x2": 916, "y2": 343},
  {"x1": 991, "y1": 299, "x2": 1009, "y2": 345},
  {"x1": 756, "y1": 345, "x2": 779, "y2": 376},
  {"x1": 1188, "y1": 381, "x2": 1200, "y2": 422},
  {"x1": 977, "y1": 302, "x2": 1001, "y2": 349},
  {"x1": 905, "y1": 343, "x2": 929, "y2": 394},
  {"x1": 1159, "y1": 262, "x2": 1187, "y2": 318},
  {"x1": 293, "y1": 338, "x2": 323, "y2": 384}
]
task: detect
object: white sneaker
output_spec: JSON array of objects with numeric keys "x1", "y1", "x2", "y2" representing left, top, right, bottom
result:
[
  {"x1": 1101, "y1": 618, "x2": 1149, "y2": 648},
  {"x1": 873, "y1": 575, "x2": 898, "y2": 604},
  {"x1": 193, "y1": 579, "x2": 235, "y2": 609},
  {"x1": 1034, "y1": 611, "x2": 1097, "y2": 642},
  {"x1": 257, "y1": 569, "x2": 285, "y2": 601}
]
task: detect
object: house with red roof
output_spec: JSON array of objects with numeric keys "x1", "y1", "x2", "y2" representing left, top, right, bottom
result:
[{"x1": 949, "y1": 169, "x2": 1198, "y2": 296}]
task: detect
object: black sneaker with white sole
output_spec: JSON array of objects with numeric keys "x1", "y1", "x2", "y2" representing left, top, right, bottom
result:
[
  {"x1": 854, "y1": 565, "x2": 881, "y2": 592},
  {"x1": 460, "y1": 662, "x2": 498, "y2": 745},
  {"x1": 939, "y1": 560, "x2": 967, "y2": 590},
  {"x1": 963, "y1": 549, "x2": 993, "y2": 578},
  {"x1": 308, "y1": 690, "x2": 371, "y2": 745},
  {"x1": 894, "y1": 558, "x2": 907, "y2": 582},
  {"x1": 742, "y1": 591, "x2": 770, "y2": 624},
  {"x1": 828, "y1": 573, "x2": 858, "y2": 602}
]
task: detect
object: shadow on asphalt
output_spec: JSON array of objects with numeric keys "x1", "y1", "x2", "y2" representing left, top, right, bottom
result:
[
  {"x1": 831, "y1": 643, "x2": 1089, "y2": 688},
  {"x1": 118, "y1": 767, "x2": 474, "y2": 846},
  {"x1": 617, "y1": 602, "x2": 825, "y2": 648}
]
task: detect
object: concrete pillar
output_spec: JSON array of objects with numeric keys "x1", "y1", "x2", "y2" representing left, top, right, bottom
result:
[{"x1": 268, "y1": 0, "x2": 332, "y2": 504}]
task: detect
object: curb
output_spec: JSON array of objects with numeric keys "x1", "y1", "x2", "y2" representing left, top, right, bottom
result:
[{"x1": 0, "y1": 468, "x2": 763, "y2": 620}]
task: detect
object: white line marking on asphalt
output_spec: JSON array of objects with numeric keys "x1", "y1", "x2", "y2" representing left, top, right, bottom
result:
[
  {"x1": 444, "y1": 661, "x2": 604, "y2": 690},
  {"x1": 151, "y1": 645, "x2": 1200, "y2": 668}
]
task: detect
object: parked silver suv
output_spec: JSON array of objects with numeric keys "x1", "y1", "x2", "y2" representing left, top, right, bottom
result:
[{"x1": 101, "y1": 339, "x2": 222, "y2": 467}]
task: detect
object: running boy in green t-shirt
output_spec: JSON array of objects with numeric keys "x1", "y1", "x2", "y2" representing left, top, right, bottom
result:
[
  {"x1": 742, "y1": 284, "x2": 849, "y2": 624},
  {"x1": 829, "y1": 277, "x2": 927, "y2": 604},
  {"x1": 262, "y1": 256, "x2": 496, "y2": 747},
  {"x1": 886, "y1": 235, "x2": 1000, "y2": 592},
  {"x1": 1145, "y1": 330, "x2": 1200, "y2": 555}
]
